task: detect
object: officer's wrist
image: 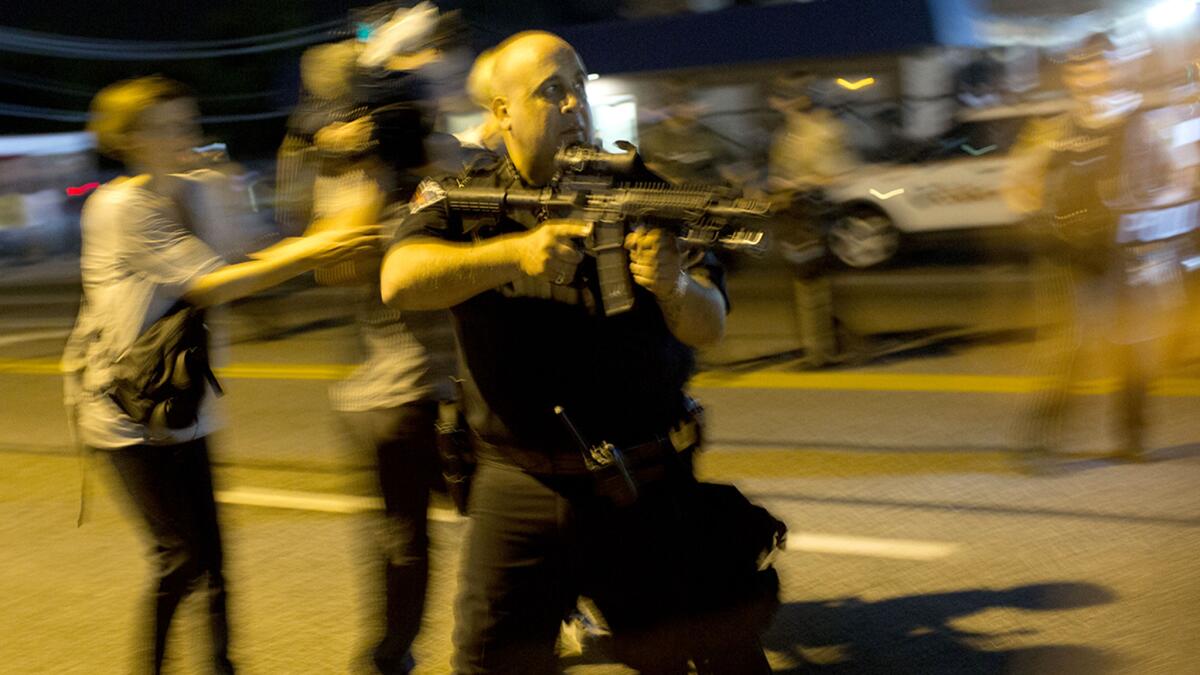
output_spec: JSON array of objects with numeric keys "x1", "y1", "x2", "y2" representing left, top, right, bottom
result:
[
  {"x1": 497, "y1": 234, "x2": 537, "y2": 281},
  {"x1": 658, "y1": 269, "x2": 690, "y2": 304}
]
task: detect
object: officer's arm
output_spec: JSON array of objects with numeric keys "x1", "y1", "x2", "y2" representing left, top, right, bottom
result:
[
  {"x1": 657, "y1": 273, "x2": 726, "y2": 347},
  {"x1": 1001, "y1": 116, "x2": 1060, "y2": 215},
  {"x1": 380, "y1": 235, "x2": 524, "y2": 310},
  {"x1": 628, "y1": 226, "x2": 728, "y2": 347},
  {"x1": 382, "y1": 205, "x2": 591, "y2": 310}
]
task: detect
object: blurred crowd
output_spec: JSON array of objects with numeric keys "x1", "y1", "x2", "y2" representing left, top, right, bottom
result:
[{"x1": 25, "y1": 0, "x2": 1200, "y2": 672}]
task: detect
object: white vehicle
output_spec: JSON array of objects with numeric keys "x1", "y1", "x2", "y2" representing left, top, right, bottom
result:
[{"x1": 821, "y1": 115, "x2": 1038, "y2": 268}]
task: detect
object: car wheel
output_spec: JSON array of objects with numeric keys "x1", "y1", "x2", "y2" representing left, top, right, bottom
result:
[{"x1": 827, "y1": 209, "x2": 900, "y2": 268}]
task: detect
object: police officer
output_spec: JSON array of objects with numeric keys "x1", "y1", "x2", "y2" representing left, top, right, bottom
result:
[
  {"x1": 767, "y1": 71, "x2": 856, "y2": 367},
  {"x1": 380, "y1": 31, "x2": 776, "y2": 675},
  {"x1": 1005, "y1": 34, "x2": 1194, "y2": 466}
]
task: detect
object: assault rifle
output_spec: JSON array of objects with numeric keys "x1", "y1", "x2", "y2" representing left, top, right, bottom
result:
[{"x1": 438, "y1": 142, "x2": 771, "y2": 316}]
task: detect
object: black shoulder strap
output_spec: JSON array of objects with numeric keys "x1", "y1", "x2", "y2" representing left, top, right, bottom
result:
[{"x1": 458, "y1": 151, "x2": 504, "y2": 185}]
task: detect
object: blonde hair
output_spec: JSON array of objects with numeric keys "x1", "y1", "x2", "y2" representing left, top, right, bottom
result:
[
  {"x1": 300, "y1": 41, "x2": 358, "y2": 101},
  {"x1": 87, "y1": 76, "x2": 191, "y2": 162}
]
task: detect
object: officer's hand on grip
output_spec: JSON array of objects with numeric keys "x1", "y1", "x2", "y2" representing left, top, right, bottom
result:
[
  {"x1": 515, "y1": 219, "x2": 592, "y2": 285},
  {"x1": 625, "y1": 226, "x2": 685, "y2": 299}
]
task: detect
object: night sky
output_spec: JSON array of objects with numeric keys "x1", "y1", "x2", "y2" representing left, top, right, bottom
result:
[
  {"x1": 0, "y1": 0, "x2": 625, "y2": 152},
  {"x1": 0, "y1": 0, "x2": 936, "y2": 156}
]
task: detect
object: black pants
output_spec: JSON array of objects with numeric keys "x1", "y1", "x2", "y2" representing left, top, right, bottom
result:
[
  {"x1": 105, "y1": 437, "x2": 234, "y2": 675},
  {"x1": 451, "y1": 449, "x2": 774, "y2": 675},
  {"x1": 341, "y1": 403, "x2": 440, "y2": 675},
  {"x1": 1026, "y1": 248, "x2": 1177, "y2": 454}
]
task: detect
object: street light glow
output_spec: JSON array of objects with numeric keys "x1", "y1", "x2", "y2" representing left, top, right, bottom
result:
[{"x1": 1145, "y1": 0, "x2": 1197, "y2": 29}]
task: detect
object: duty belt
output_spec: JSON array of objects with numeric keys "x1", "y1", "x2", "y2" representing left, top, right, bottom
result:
[
  {"x1": 618, "y1": 418, "x2": 700, "y2": 486},
  {"x1": 625, "y1": 417, "x2": 700, "y2": 463},
  {"x1": 476, "y1": 417, "x2": 702, "y2": 477}
]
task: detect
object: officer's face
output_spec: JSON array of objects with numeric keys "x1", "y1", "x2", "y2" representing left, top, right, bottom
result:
[{"x1": 497, "y1": 41, "x2": 591, "y2": 184}]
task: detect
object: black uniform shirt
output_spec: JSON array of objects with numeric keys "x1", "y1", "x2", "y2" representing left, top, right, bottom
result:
[
  {"x1": 390, "y1": 153, "x2": 728, "y2": 472},
  {"x1": 1045, "y1": 114, "x2": 1131, "y2": 248}
]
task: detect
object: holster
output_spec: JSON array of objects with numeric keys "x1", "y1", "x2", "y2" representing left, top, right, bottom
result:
[
  {"x1": 587, "y1": 397, "x2": 705, "y2": 506},
  {"x1": 435, "y1": 399, "x2": 475, "y2": 516}
]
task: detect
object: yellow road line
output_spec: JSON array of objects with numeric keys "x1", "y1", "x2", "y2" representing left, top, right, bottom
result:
[
  {"x1": 3, "y1": 358, "x2": 1200, "y2": 396},
  {"x1": 691, "y1": 371, "x2": 1045, "y2": 393},
  {"x1": 0, "y1": 359, "x2": 61, "y2": 375},
  {"x1": 217, "y1": 363, "x2": 355, "y2": 380},
  {"x1": 691, "y1": 371, "x2": 1200, "y2": 396},
  {"x1": 695, "y1": 448, "x2": 1016, "y2": 479},
  {"x1": 0, "y1": 359, "x2": 355, "y2": 380}
]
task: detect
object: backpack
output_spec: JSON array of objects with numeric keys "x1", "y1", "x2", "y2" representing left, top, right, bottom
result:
[{"x1": 107, "y1": 301, "x2": 222, "y2": 429}]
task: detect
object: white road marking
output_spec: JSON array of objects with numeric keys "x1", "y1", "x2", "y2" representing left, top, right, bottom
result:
[
  {"x1": 961, "y1": 143, "x2": 997, "y2": 156},
  {"x1": 217, "y1": 487, "x2": 959, "y2": 560},
  {"x1": 869, "y1": 188, "x2": 904, "y2": 200},
  {"x1": 0, "y1": 328, "x2": 70, "y2": 348},
  {"x1": 786, "y1": 532, "x2": 959, "y2": 561},
  {"x1": 216, "y1": 487, "x2": 378, "y2": 513},
  {"x1": 216, "y1": 486, "x2": 463, "y2": 522}
]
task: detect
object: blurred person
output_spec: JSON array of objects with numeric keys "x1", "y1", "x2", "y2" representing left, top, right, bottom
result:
[
  {"x1": 276, "y1": 40, "x2": 361, "y2": 236},
  {"x1": 1003, "y1": 34, "x2": 1199, "y2": 466},
  {"x1": 638, "y1": 83, "x2": 743, "y2": 186},
  {"x1": 452, "y1": 47, "x2": 505, "y2": 152},
  {"x1": 1138, "y1": 62, "x2": 1200, "y2": 370},
  {"x1": 380, "y1": 31, "x2": 782, "y2": 674},
  {"x1": 170, "y1": 142, "x2": 278, "y2": 263},
  {"x1": 638, "y1": 84, "x2": 756, "y2": 284},
  {"x1": 63, "y1": 76, "x2": 379, "y2": 675},
  {"x1": 956, "y1": 52, "x2": 1005, "y2": 109},
  {"x1": 766, "y1": 71, "x2": 857, "y2": 367},
  {"x1": 305, "y1": 4, "x2": 466, "y2": 672},
  {"x1": 1168, "y1": 60, "x2": 1200, "y2": 366},
  {"x1": 766, "y1": 71, "x2": 856, "y2": 193}
]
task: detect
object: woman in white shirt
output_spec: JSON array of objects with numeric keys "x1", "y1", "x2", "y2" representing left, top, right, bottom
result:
[{"x1": 71, "y1": 76, "x2": 379, "y2": 674}]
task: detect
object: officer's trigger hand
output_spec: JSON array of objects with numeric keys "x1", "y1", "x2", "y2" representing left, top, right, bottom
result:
[
  {"x1": 539, "y1": 219, "x2": 593, "y2": 242},
  {"x1": 515, "y1": 220, "x2": 592, "y2": 279}
]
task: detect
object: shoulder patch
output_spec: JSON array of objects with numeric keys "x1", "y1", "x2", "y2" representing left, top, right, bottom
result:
[{"x1": 409, "y1": 178, "x2": 448, "y2": 214}]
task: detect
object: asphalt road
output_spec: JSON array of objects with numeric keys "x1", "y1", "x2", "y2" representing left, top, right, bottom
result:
[
  {"x1": 4, "y1": 439, "x2": 1198, "y2": 674},
  {"x1": 2, "y1": 255, "x2": 1199, "y2": 673}
]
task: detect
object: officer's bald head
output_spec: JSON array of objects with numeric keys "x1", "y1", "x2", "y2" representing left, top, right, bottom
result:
[
  {"x1": 489, "y1": 32, "x2": 579, "y2": 100},
  {"x1": 486, "y1": 31, "x2": 591, "y2": 185}
]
